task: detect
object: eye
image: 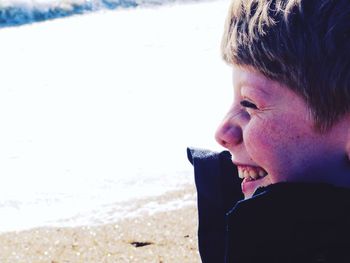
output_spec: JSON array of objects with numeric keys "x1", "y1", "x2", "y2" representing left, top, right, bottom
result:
[{"x1": 240, "y1": 100, "x2": 258, "y2": 109}]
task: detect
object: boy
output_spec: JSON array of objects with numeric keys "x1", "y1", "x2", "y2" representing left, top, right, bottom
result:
[{"x1": 188, "y1": 0, "x2": 350, "y2": 262}]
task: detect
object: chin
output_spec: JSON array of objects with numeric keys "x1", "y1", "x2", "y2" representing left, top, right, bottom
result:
[{"x1": 242, "y1": 175, "x2": 273, "y2": 199}]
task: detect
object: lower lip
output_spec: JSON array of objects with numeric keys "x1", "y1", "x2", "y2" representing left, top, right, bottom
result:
[{"x1": 241, "y1": 176, "x2": 267, "y2": 196}]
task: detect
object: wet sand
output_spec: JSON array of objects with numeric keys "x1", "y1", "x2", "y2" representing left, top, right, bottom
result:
[{"x1": 0, "y1": 186, "x2": 200, "y2": 263}]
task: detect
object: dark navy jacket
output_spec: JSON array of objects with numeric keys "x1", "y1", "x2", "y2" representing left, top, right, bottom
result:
[{"x1": 187, "y1": 147, "x2": 350, "y2": 263}]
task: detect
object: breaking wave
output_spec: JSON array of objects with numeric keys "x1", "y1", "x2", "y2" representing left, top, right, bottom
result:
[{"x1": 0, "y1": 0, "x2": 201, "y2": 28}]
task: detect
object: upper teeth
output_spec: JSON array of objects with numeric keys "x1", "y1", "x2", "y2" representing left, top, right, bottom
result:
[{"x1": 238, "y1": 168, "x2": 267, "y2": 180}]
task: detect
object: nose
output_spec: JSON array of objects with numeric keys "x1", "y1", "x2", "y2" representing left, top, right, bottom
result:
[{"x1": 215, "y1": 115, "x2": 243, "y2": 149}]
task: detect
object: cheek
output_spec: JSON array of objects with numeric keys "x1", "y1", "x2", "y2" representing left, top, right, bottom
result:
[
  {"x1": 244, "y1": 117, "x2": 306, "y2": 174},
  {"x1": 244, "y1": 121, "x2": 285, "y2": 161}
]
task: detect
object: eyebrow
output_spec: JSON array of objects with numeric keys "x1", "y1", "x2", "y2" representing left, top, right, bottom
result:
[
  {"x1": 239, "y1": 81, "x2": 272, "y2": 100},
  {"x1": 233, "y1": 68, "x2": 274, "y2": 98}
]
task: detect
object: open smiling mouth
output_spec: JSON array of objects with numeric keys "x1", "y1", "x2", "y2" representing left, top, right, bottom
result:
[
  {"x1": 238, "y1": 166, "x2": 268, "y2": 181},
  {"x1": 237, "y1": 166, "x2": 269, "y2": 196}
]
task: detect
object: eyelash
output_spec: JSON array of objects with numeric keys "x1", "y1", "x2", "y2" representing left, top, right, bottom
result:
[{"x1": 240, "y1": 100, "x2": 258, "y2": 109}]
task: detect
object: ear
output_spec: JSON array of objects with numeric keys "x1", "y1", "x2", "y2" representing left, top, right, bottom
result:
[
  {"x1": 347, "y1": 140, "x2": 350, "y2": 162},
  {"x1": 332, "y1": 113, "x2": 350, "y2": 161},
  {"x1": 345, "y1": 115, "x2": 350, "y2": 161}
]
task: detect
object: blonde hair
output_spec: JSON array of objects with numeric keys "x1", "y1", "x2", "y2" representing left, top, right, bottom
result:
[{"x1": 221, "y1": 0, "x2": 350, "y2": 130}]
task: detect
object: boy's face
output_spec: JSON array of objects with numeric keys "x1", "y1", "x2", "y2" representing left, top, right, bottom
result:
[{"x1": 215, "y1": 65, "x2": 349, "y2": 198}]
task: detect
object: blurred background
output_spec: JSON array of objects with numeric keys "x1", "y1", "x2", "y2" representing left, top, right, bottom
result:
[{"x1": 0, "y1": 0, "x2": 231, "y2": 232}]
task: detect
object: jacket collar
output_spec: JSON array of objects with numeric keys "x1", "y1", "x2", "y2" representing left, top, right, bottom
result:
[{"x1": 225, "y1": 182, "x2": 350, "y2": 262}]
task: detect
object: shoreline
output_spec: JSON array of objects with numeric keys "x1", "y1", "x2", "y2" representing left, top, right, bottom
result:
[{"x1": 0, "y1": 185, "x2": 200, "y2": 263}]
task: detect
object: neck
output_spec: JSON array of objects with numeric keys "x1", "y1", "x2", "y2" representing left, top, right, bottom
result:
[{"x1": 314, "y1": 155, "x2": 350, "y2": 189}]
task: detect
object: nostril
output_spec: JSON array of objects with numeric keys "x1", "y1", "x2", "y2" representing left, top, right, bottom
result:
[
  {"x1": 215, "y1": 125, "x2": 242, "y2": 148},
  {"x1": 216, "y1": 136, "x2": 227, "y2": 147},
  {"x1": 215, "y1": 127, "x2": 226, "y2": 146},
  {"x1": 220, "y1": 139, "x2": 229, "y2": 147}
]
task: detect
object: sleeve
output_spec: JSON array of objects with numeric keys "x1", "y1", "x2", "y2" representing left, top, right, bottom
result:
[{"x1": 187, "y1": 147, "x2": 243, "y2": 263}]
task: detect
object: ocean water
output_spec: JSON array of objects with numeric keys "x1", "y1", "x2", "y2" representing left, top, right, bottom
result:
[
  {"x1": 0, "y1": 0, "x2": 231, "y2": 232},
  {"x1": 0, "y1": 0, "x2": 209, "y2": 27}
]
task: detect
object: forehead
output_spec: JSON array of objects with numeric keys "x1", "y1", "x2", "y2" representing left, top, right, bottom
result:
[
  {"x1": 232, "y1": 65, "x2": 269, "y2": 87},
  {"x1": 232, "y1": 65, "x2": 297, "y2": 100}
]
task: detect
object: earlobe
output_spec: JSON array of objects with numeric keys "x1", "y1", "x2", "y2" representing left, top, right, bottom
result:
[
  {"x1": 347, "y1": 140, "x2": 350, "y2": 162},
  {"x1": 346, "y1": 117, "x2": 350, "y2": 162}
]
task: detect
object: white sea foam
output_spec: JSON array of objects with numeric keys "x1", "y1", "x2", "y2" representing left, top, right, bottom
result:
[
  {"x1": 0, "y1": 0, "x2": 89, "y2": 13},
  {"x1": 0, "y1": 0, "x2": 231, "y2": 232}
]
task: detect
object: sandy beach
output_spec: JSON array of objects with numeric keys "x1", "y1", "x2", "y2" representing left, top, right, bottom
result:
[
  {"x1": 0, "y1": 185, "x2": 200, "y2": 263},
  {"x1": 0, "y1": 1, "x2": 229, "y2": 261}
]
